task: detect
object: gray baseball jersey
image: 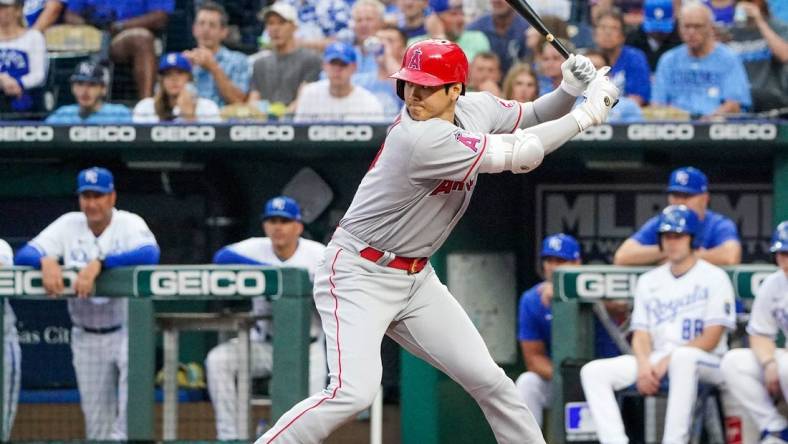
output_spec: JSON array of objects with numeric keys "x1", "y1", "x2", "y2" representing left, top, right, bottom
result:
[
  {"x1": 29, "y1": 209, "x2": 158, "y2": 329},
  {"x1": 340, "y1": 92, "x2": 526, "y2": 257}
]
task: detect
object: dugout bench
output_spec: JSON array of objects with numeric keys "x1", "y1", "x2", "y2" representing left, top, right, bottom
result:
[
  {"x1": 548, "y1": 264, "x2": 778, "y2": 444},
  {"x1": 0, "y1": 264, "x2": 314, "y2": 441}
]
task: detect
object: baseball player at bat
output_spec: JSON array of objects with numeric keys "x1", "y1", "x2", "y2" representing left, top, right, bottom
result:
[
  {"x1": 581, "y1": 205, "x2": 737, "y2": 444},
  {"x1": 14, "y1": 167, "x2": 160, "y2": 440},
  {"x1": 721, "y1": 221, "x2": 788, "y2": 444},
  {"x1": 258, "y1": 39, "x2": 618, "y2": 444},
  {"x1": 0, "y1": 239, "x2": 20, "y2": 441}
]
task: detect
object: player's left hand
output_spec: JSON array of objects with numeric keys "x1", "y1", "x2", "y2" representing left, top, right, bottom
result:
[
  {"x1": 559, "y1": 54, "x2": 597, "y2": 97},
  {"x1": 75, "y1": 259, "x2": 102, "y2": 298}
]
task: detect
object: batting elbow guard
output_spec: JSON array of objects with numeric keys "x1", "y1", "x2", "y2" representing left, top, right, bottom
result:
[{"x1": 479, "y1": 132, "x2": 544, "y2": 174}]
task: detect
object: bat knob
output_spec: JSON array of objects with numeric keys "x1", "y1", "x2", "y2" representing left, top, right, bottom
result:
[{"x1": 546, "y1": 34, "x2": 554, "y2": 42}]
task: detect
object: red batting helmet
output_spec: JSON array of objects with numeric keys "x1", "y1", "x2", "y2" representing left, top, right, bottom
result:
[{"x1": 390, "y1": 39, "x2": 468, "y2": 99}]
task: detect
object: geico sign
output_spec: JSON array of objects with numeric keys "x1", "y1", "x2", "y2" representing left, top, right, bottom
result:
[
  {"x1": 0, "y1": 270, "x2": 78, "y2": 295},
  {"x1": 0, "y1": 126, "x2": 53, "y2": 142},
  {"x1": 576, "y1": 273, "x2": 638, "y2": 299},
  {"x1": 230, "y1": 125, "x2": 295, "y2": 141},
  {"x1": 70, "y1": 126, "x2": 136, "y2": 142},
  {"x1": 709, "y1": 124, "x2": 777, "y2": 140},
  {"x1": 308, "y1": 125, "x2": 373, "y2": 141},
  {"x1": 627, "y1": 124, "x2": 694, "y2": 141},
  {"x1": 573, "y1": 124, "x2": 613, "y2": 141},
  {"x1": 149, "y1": 270, "x2": 266, "y2": 296},
  {"x1": 151, "y1": 125, "x2": 215, "y2": 142}
]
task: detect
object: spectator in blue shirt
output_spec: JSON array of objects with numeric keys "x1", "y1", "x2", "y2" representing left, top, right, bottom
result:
[
  {"x1": 593, "y1": 9, "x2": 651, "y2": 105},
  {"x1": 515, "y1": 234, "x2": 626, "y2": 428},
  {"x1": 614, "y1": 166, "x2": 742, "y2": 266},
  {"x1": 652, "y1": 2, "x2": 751, "y2": 118},
  {"x1": 467, "y1": 0, "x2": 528, "y2": 74},
  {"x1": 24, "y1": 0, "x2": 65, "y2": 32},
  {"x1": 185, "y1": 1, "x2": 249, "y2": 107},
  {"x1": 65, "y1": 0, "x2": 173, "y2": 99},
  {"x1": 46, "y1": 61, "x2": 131, "y2": 123}
]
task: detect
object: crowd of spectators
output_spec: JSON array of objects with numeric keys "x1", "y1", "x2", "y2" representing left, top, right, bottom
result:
[{"x1": 0, "y1": 0, "x2": 786, "y2": 122}]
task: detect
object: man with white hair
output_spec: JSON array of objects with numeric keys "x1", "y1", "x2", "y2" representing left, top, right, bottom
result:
[
  {"x1": 351, "y1": 0, "x2": 386, "y2": 77},
  {"x1": 651, "y1": 2, "x2": 751, "y2": 118}
]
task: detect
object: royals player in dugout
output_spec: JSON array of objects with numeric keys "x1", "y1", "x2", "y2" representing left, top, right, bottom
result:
[{"x1": 259, "y1": 39, "x2": 620, "y2": 443}]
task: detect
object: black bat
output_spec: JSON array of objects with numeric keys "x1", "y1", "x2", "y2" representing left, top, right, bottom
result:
[{"x1": 504, "y1": 0, "x2": 571, "y2": 59}]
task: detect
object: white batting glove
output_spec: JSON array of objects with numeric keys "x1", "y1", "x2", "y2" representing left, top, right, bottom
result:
[
  {"x1": 559, "y1": 54, "x2": 597, "y2": 97},
  {"x1": 570, "y1": 67, "x2": 620, "y2": 131}
]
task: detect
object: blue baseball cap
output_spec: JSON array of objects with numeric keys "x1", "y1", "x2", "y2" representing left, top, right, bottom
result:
[
  {"x1": 771, "y1": 221, "x2": 788, "y2": 253},
  {"x1": 323, "y1": 42, "x2": 357, "y2": 64},
  {"x1": 643, "y1": 0, "x2": 675, "y2": 33},
  {"x1": 666, "y1": 167, "x2": 708, "y2": 195},
  {"x1": 541, "y1": 234, "x2": 581, "y2": 261},
  {"x1": 159, "y1": 52, "x2": 192, "y2": 73},
  {"x1": 70, "y1": 61, "x2": 109, "y2": 85},
  {"x1": 262, "y1": 196, "x2": 302, "y2": 221},
  {"x1": 429, "y1": 0, "x2": 460, "y2": 14},
  {"x1": 77, "y1": 167, "x2": 114, "y2": 194}
]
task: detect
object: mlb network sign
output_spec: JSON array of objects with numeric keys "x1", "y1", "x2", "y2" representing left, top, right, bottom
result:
[
  {"x1": 554, "y1": 266, "x2": 776, "y2": 300},
  {"x1": 133, "y1": 266, "x2": 281, "y2": 298},
  {"x1": 536, "y1": 183, "x2": 773, "y2": 265}
]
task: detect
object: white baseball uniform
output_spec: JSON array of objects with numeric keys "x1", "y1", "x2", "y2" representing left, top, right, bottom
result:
[
  {"x1": 721, "y1": 270, "x2": 788, "y2": 434},
  {"x1": 259, "y1": 91, "x2": 559, "y2": 444},
  {"x1": 581, "y1": 259, "x2": 736, "y2": 444},
  {"x1": 28, "y1": 209, "x2": 158, "y2": 440},
  {"x1": 0, "y1": 239, "x2": 20, "y2": 441},
  {"x1": 206, "y1": 237, "x2": 327, "y2": 440}
]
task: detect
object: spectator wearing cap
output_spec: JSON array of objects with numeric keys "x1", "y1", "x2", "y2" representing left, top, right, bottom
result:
[
  {"x1": 351, "y1": 0, "x2": 386, "y2": 78},
  {"x1": 652, "y1": 2, "x2": 751, "y2": 118},
  {"x1": 703, "y1": 0, "x2": 735, "y2": 27},
  {"x1": 726, "y1": 0, "x2": 788, "y2": 112},
  {"x1": 248, "y1": 2, "x2": 321, "y2": 111},
  {"x1": 625, "y1": 0, "x2": 683, "y2": 71},
  {"x1": 185, "y1": 1, "x2": 250, "y2": 107},
  {"x1": 24, "y1": 0, "x2": 66, "y2": 32},
  {"x1": 206, "y1": 196, "x2": 327, "y2": 441},
  {"x1": 293, "y1": 41, "x2": 384, "y2": 122},
  {"x1": 593, "y1": 9, "x2": 651, "y2": 105},
  {"x1": 467, "y1": 0, "x2": 528, "y2": 75},
  {"x1": 410, "y1": 0, "x2": 491, "y2": 62},
  {"x1": 614, "y1": 166, "x2": 742, "y2": 266},
  {"x1": 46, "y1": 62, "x2": 131, "y2": 123},
  {"x1": 64, "y1": 0, "x2": 173, "y2": 99},
  {"x1": 132, "y1": 53, "x2": 220, "y2": 123},
  {"x1": 0, "y1": 0, "x2": 45, "y2": 117},
  {"x1": 352, "y1": 23, "x2": 405, "y2": 120}
]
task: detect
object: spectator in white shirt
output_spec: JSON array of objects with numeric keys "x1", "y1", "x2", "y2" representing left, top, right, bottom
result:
[
  {"x1": 294, "y1": 41, "x2": 384, "y2": 122},
  {"x1": 133, "y1": 52, "x2": 221, "y2": 123}
]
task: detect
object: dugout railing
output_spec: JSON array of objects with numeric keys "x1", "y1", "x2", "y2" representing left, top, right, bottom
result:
[
  {"x1": 548, "y1": 264, "x2": 778, "y2": 444},
  {"x1": 0, "y1": 265, "x2": 313, "y2": 441}
]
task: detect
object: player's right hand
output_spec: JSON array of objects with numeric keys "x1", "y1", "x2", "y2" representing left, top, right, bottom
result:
[
  {"x1": 40, "y1": 256, "x2": 65, "y2": 296},
  {"x1": 570, "y1": 67, "x2": 620, "y2": 131}
]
